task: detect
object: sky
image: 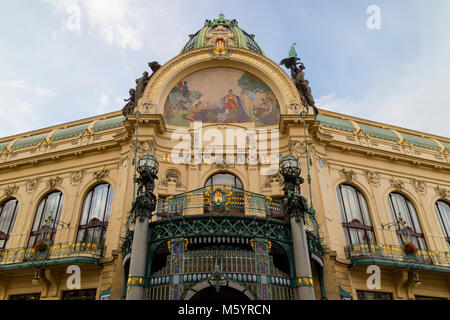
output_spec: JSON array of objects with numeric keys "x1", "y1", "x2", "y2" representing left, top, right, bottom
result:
[{"x1": 0, "y1": 0, "x2": 449, "y2": 138}]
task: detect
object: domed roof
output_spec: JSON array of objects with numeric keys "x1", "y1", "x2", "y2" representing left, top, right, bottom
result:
[{"x1": 180, "y1": 13, "x2": 265, "y2": 55}]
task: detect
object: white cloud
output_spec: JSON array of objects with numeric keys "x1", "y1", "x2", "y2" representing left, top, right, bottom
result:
[
  {"x1": 43, "y1": 0, "x2": 199, "y2": 55},
  {"x1": 44, "y1": 0, "x2": 148, "y2": 50},
  {"x1": 96, "y1": 90, "x2": 123, "y2": 115},
  {"x1": 316, "y1": 9, "x2": 450, "y2": 138},
  {"x1": 0, "y1": 81, "x2": 57, "y2": 137}
]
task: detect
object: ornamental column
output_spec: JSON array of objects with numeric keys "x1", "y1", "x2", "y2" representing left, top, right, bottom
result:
[
  {"x1": 280, "y1": 155, "x2": 315, "y2": 300},
  {"x1": 126, "y1": 154, "x2": 159, "y2": 300}
]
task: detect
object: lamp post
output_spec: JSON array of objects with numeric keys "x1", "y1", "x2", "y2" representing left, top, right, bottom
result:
[
  {"x1": 126, "y1": 154, "x2": 159, "y2": 300},
  {"x1": 280, "y1": 155, "x2": 315, "y2": 300}
]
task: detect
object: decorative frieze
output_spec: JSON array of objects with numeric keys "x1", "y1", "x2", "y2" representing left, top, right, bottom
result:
[
  {"x1": 364, "y1": 170, "x2": 380, "y2": 186},
  {"x1": 4, "y1": 185, "x2": 18, "y2": 197}
]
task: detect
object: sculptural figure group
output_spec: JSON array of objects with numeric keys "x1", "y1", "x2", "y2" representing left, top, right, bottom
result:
[
  {"x1": 280, "y1": 43, "x2": 318, "y2": 115},
  {"x1": 122, "y1": 61, "x2": 161, "y2": 116}
]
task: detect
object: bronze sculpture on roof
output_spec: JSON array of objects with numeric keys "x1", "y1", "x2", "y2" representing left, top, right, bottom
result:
[
  {"x1": 280, "y1": 43, "x2": 318, "y2": 115},
  {"x1": 122, "y1": 61, "x2": 161, "y2": 116}
]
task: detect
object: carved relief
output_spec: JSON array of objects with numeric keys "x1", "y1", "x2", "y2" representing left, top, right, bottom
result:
[
  {"x1": 141, "y1": 102, "x2": 156, "y2": 113},
  {"x1": 435, "y1": 186, "x2": 448, "y2": 199},
  {"x1": 160, "y1": 169, "x2": 184, "y2": 188},
  {"x1": 287, "y1": 103, "x2": 302, "y2": 114},
  {"x1": 71, "y1": 169, "x2": 86, "y2": 184},
  {"x1": 212, "y1": 163, "x2": 235, "y2": 170},
  {"x1": 364, "y1": 170, "x2": 380, "y2": 186},
  {"x1": 289, "y1": 141, "x2": 305, "y2": 158},
  {"x1": 262, "y1": 172, "x2": 283, "y2": 189},
  {"x1": 340, "y1": 169, "x2": 355, "y2": 182},
  {"x1": 26, "y1": 178, "x2": 40, "y2": 192},
  {"x1": 134, "y1": 140, "x2": 155, "y2": 156},
  {"x1": 93, "y1": 168, "x2": 109, "y2": 181},
  {"x1": 411, "y1": 179, "x2": 426, "y2": 194},
  {"x1": 390, "y1": 179, "x2": 404, "y2": 190},
  {"x1": 4, "y1": 185, "x2": 18, "y2": 197},
  {"x1": 47, "y1": 177, "x2": 62, "y2": 189},
  {"x1": 204, "y1": 24, "x2": 237, "y2": 47}
]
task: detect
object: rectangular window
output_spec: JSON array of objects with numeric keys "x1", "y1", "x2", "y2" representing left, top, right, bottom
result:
[
  {"x1": 415, "y1": 295, "x2": 447, "y2": 300},
  {"x1": 9, "y1": 293, "x2": 40, "y2": 300},
  {"x1": 62, "y1": 289, "x2": 97, "y2": 300},
  {"x1": 356, "y1": 290, "x2": 392, "y2": 300}
]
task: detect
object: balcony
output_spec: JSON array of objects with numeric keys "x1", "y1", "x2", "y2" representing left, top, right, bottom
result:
[
  {"x1": 0, "y1": 242, "x2": 106, "y2": 270},
  {"x1": 150, "y1": 185, "x2": 326, "y2": 263},
  {"x1": 345, "y1": 243, "x2": 450, "y2": 272},
  {"x1": 156, "y1": 185, "x2": 286, "y2": 220}
]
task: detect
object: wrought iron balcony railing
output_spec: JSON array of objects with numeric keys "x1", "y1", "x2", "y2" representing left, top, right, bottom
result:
[
  {"x1": 345, "y1": 243, "x2": 450, "y2": 270},
  {"x1": 0, "y1": 241, "x2": 106, "y2": 268},
  {"x1": 156, "y1": 185, "x2": 286, "y2": 220}
]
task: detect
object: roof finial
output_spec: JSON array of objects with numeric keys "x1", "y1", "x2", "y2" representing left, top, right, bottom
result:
[{"x1": 219, "y1": 12, "x2": 225, "y2": 19}]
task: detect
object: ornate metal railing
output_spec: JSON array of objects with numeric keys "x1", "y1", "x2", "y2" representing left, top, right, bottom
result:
[
  {"x1": 156, "y1": 185, "x2": 286, "y2": 220},
  {"x1": 147, "y1": 249, "x2": 292, "y2": 300},
  {"x1": 345, "y1": 243, "x2": 450, "y2": 269},
  {"x1": 150, "y1": 249, "x2": 290, "y2": 279},
  {"x1": 0, "y1": 241, "x2": 106, "y2": 266}
]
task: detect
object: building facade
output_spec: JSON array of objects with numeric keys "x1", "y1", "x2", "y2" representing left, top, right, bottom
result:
[{"x1": 0, "y1": 15, "x2": 449, "y2": 300}]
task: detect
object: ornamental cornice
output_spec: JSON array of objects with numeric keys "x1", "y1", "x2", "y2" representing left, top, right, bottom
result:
[
  {"x1": 313, "y1": 137, "x2": 450, "y2": 172},
  {"x1": 0, "y1": 138, "x2": 122, "y2": 173}
]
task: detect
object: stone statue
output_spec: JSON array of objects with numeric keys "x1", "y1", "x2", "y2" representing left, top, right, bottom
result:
[
  {"x1": 280, "y1": 43, "x2": 318, "y2": 115},
  {"x1": 122, "y1": 88, "x2": 136, "y2": 116}
]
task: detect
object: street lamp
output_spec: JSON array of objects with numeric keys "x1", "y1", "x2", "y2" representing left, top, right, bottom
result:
[
  {"x1": 279, "y1": 154, "x2": 315, "y2": 300},
  {"x1": 126, "y1": 153, "x2": 159, "y2": 300},
  {"x1": 137, "y1": 154, "x2": 159, "y2": 177},
  {"x1": 279, "y1": 155, "x2": 307, "y2": 217}
]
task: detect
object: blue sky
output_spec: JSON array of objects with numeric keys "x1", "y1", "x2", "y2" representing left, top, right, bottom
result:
[{"x1": 0, "y1": 0, "x2": 449, "y2": 138}]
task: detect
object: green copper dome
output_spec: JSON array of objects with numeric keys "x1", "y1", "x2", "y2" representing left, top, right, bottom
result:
[{"x1": 180, "y1": 13, "x2": 265, "y2": 55}]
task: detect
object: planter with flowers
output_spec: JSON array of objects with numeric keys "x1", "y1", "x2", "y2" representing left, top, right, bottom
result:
[
  {"x1": 402, "y1": 242, "x2": 417, "y2": 261},
  {"x1": 32, "y1": 241, "x2": 50, "y2": 260}
]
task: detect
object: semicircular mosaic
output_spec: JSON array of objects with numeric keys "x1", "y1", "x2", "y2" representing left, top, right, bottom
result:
[{"x1": 163, "y1": 67, "x2": 280, "y2": 127}]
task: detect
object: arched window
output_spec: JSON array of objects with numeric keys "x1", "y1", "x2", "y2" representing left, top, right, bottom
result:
[
  {"x1": 387, "y1": 192, "x2": 427, "y2": 250},
  {"x1": 76, "y1": 183, "x2": 113, "y2": 245},
  {"x1": 204, "y1": 173, "x2": 244, "y2": 215},
  {"x1": 435, "y1": 200, "x2": 450, "y2": 249},
  {"x1": 28, "y1": 191, "x2": 64, "y2": 248},
  {"x1": 336, "y1": 184, "x2": 376, "y2": 245},
  {"x1": 0, "y1": 198, "x2": 19, "y2": 250},
  {"x1": 205, "y1": 172, "x2": 243, "y2": 189}
]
